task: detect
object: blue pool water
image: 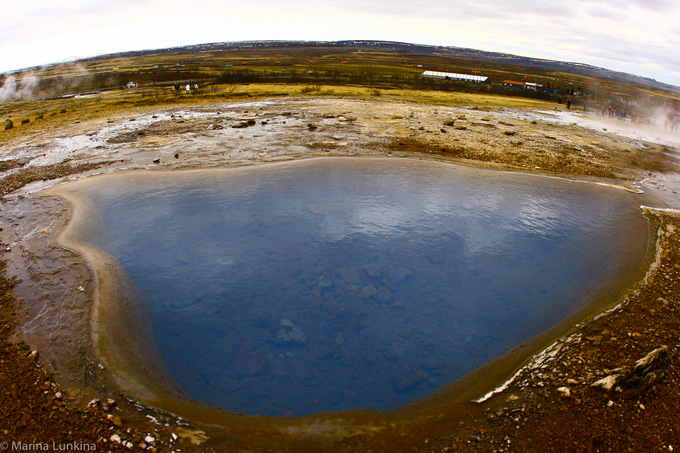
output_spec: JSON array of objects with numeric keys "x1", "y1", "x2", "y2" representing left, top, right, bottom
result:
[{"x1": 81, "y1": 158, "x2": 647, "y2": 416}]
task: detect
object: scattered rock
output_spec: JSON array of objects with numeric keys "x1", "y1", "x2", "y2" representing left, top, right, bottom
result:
[
  {"x1": 232, "y1": 121, "x2": 248, "y2": 128},
  {"x1": 592, "y1": 346, "x2": 670, "y2": 394},
  {"x1": 4, "y1": 119, "x2": 13, "y2": 130},
  {"x1": 107, "y1": 413, "x2": 123, "y2": 428},
  {"x1": 101, "y1": 398, "x2": 116, "y2": 412},
  {"x1": 556, "y1": 386, "x2": 571, "y2": 398}
]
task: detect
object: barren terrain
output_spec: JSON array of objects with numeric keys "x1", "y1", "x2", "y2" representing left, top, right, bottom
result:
[{"x1": 1, "y1": 93, "x2": 680, "y2": 452}]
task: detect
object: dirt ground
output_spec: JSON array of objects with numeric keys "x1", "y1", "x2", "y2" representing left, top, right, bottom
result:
[{"x1": 1, "y1": 94, "x2": 680, "y2": 452}]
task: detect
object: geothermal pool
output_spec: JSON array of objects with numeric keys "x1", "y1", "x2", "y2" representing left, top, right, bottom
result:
[{"x1": 73, "y1": 158, "x2": 647, "y2": 417}]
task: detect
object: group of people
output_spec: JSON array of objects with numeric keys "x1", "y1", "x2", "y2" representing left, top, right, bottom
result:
[
  {"x1": 174, "y1": 82, "x2": 199, "y2": 95},
  {"x1": 597, "y1": 105, "x2": 631, "y2": 121},
  {"x1": 557, "y1": 97, "x2": 573, "y2": 108}
]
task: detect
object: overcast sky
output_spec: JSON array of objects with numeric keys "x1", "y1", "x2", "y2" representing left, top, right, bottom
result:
[{"x1": 3, "y1": 0, "x2": 680, "y2": 87}]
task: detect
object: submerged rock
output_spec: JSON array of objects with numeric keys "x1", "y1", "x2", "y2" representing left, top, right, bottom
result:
[
  {"x1": 386, "y1": 266, "x2": 411, "y2": 284},
  {"x1": 233, "y1": 337, "x2": 269, "y2": 376},
  {"x1": 360, "y1": 285, "x2": 377, "y2": 299},
  {"x1": 364, "y1": 263, "x2": 382, "y2": 278},
  {"x1": 394, "y1": 365, "x2": 429, "y2": 393},
  {"x1": 318, "y1": 272, "x2": 334, "y2": 289},
  {"x1": 272, "y1": 319, "x2": 307, "y2": 344},
  {"x1": 233, "y1": 351, "x2": 269, "y2": 377},
  {"x1": 375, "y1": 285, "x2": 394, "y2": 303}
]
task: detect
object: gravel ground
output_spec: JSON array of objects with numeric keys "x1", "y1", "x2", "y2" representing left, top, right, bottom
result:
[{"x1": 1, "y1": 96, "x2": 680, "y2": 452}]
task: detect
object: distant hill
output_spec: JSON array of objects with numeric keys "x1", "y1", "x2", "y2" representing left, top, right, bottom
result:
[
  {"x1": 6, "y1": 39, "x2": 678, "y2": 102},
  {"x1": 83, "y1": 40, "x2": 678, "y2": 94}
]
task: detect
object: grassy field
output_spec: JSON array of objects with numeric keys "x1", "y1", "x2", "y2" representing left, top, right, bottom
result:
[
  {"x1": 2, "y1": 42, "x2": 679, "y2": 150},
  {"x1": 2, "y1": 43, "x2": 678, "y2": 116}
]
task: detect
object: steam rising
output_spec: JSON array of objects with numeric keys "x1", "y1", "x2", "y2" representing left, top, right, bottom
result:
[
  {"x1": 1, "y1": 64, "x2": 96, "y2": 102},
  {"x1": 0, "y1": 75, "x2": 39, "y2": 101}
]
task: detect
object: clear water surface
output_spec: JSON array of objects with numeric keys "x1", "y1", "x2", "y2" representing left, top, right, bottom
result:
[{"x1": 81, "y1": 158, "x2": 647, "y2": 416}]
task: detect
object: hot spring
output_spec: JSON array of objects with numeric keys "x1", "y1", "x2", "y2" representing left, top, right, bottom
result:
[{"x1": 64, "y1": 158, "x2": 647, "y2": 417}]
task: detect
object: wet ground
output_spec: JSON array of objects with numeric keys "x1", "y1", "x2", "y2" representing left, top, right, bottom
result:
[{"x1": 1, "y1": 95, "x2": 680, "y2": 451}]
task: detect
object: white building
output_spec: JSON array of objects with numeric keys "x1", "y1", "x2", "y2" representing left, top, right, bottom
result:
[
  {"x1": 524, "y1": 82, "x2": 544, "y2": 91},
  {"x1": 422, "y1": 71, "x2": 488, "y2": 83}
]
